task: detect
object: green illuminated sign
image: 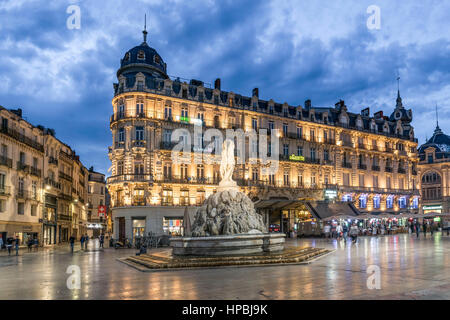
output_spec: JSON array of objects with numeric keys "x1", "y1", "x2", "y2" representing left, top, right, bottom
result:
[{"x1": 289, "y1": 154, "x2": 305, "y2": 162}]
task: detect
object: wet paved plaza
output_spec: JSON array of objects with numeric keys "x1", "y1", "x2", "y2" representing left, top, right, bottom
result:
[{"x1": 0, "y1": 233, "x2": 449, "y2": 300}]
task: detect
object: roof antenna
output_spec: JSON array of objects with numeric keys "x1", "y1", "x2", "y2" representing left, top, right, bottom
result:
[{"x1": 142, "y1": 14, "x2": 148, "y2": 44}]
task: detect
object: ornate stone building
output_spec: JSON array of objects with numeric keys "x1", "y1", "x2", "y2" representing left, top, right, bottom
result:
[
  {"x1": 418, "y1": 124, "x2": 450, "y2": 215},
  {"x1": 107, "y1": 30, "x2": 420, "y2": 240},
  {"x1": 0, "y1": 106, "x2": 90, "y2": 246}
]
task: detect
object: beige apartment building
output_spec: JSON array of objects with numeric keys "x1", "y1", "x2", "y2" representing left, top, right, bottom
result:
[
  {"x1": 0, "y1": 106, "x2": 92, "y2": 246},
  {"x1": 107, "y1": 31, "x2": 420, "y2": 241},
  {"x1": 87, "y1": 167, "x2": 106, "y2": 238},
  {"x1": 418, "y1": 124, "x2": 450, "y2": 215}
]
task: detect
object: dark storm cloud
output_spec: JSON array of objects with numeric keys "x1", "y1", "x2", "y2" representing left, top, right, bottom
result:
[{"x1": 0, "y1": 0, "x2": 449, "y2": 175}]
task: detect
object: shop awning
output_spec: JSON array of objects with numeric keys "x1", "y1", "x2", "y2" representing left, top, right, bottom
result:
[
  {"x1": 305, "y1": 201, "x2": 361, "y2": 220},
  {"x1": 254, "y1": 199, "x2": 307, "y2": 211}
]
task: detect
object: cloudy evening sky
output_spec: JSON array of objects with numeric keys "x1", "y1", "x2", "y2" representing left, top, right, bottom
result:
[{"x1": 0, "y1": 0, "x2": 449, "y2": 175}]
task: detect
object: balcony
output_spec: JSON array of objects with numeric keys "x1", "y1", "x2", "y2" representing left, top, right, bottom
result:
[
  {"x1": 58, "y1": 214, "x2": 72, "y2": 221},
  {"x1": 398, "y1": 150, "x2": 407, "y2": 156},
  {"x1": 0, "y1": 125, "x2": 44, "y2": 152},
  {"x1": 398, "y1": 167, "x2": 406, "y2": 174},
  {"x1": 323, "y1": 138, "x2": 336, "y2": 145},
  {"x1": 342, "y1": 162, "x2": 352, "y2": 169},
  {"x1": 358, "y1": 163, "x2": 367, "y2": 170},
  {"x1": 48, "y1": 156, "x2": 58, "y2": 166},
  {"x1": 341, "y1": 140, "x2": 353, "y2": 147},
  {"x1": 114, "y1": 141, "x2": 125, "y2": 150},
  {"x1": 17, "y1": 161, "x2": 29, "y2": 173},
  {"x1": 107, "y1": 174, "x2": 153, "y2": 184},
  {"x1": 30, "y1": 166, "x2": 41, "y2": 178},
  {"x1": 358, "y1": 143, "x2": 366, "y2": 149},
  {"x1": 16, "y1": 190, "x2": 38, "y2": 201},
  {"x1": 58, "y1": 193, "x2": 72, "y2": 202},
  {"x1": 44, "y1": 178, "x2": 61, "y2": 190},
  {"x1": 158, "y1": 176, "x2": 221, "y2": 185},
  {"x1": 372, "y1": 165, "x2": 380, "y2": 172},
  {"x1": 59, "y1": 171, "x2": 73, "y2": 182},
  {"x1": 385, "y1": 167, "x2": 393, "y2": 173},
  {"x1": 132, "y1": 140, "x2": 146, "y2": 148},
  {"x1": 59, "y1": 150, "x2": 73, "y2": 160},
  {"x1": 0, "y1": 186, "x2": 11, "y2": 196},
  {"x1": 0, "y1": 156, "x2": 12, "y2": 168}
]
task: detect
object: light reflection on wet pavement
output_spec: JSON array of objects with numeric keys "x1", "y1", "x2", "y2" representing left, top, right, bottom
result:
[{"x1": 0, "y1": 234, "x2": 449, "y2": 300}]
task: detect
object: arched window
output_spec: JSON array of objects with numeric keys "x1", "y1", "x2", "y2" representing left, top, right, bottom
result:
[{"x1": 137, "y1": 50, "x2": 145, "y2": 60}]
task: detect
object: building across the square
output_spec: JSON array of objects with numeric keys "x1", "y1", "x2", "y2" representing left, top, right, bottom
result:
[
  {"x1": 107, "y1": 29, "x2": 420, "y2": 241},
  {"x1": 0, "y1": 106, "x2": 106, "y2": 246},
  {"x1": 418, "y1": 122, "x2": 450, "y2": 215}
]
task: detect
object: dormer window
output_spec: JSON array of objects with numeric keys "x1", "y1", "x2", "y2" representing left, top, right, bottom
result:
[
  {"x1": 137, "y1": 50, "x2": 145, "y2": 60},
  {"x1": 124, "y1": 52, "x2": 130, "y2": 61},
  {"x1": 154, "y1": 55, "x2": 160, "y2": 64}
]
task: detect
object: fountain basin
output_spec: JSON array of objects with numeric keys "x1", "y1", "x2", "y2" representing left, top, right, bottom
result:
[{"x1": 170, "y1": 233, "x2": 285, "y2": 256}]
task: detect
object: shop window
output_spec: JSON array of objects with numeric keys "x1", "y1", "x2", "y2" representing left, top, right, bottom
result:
[
  {"x1": 132, "y1": 219, "x2": 145, "y2": 242},
  {"x1": 163, "y1": 217, "x2": 183, "y2": 236},
  {"x1": 386, "y1": 196, "x2": 394, "y2": 209},
  {"x1": 373, "y1": 196, "x2": 380, "y2": 209},
  {"x1": 359, "y1": 195, "x2": 367, "y2": 209},
  {"x1": 398, "y1": 197, "x2": 407, "y2": 209}
]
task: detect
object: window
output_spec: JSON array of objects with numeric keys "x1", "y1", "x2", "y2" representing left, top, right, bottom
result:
[
  {"x1": 283, "y1": 171, "x2": 289, "y2": 186},
  {"x1": 164, "y1": 105, "x2": 172, "y2": 119},
  {"x1": 137, "y1": 50, "x2": 145, "y2": 60},
  {"x1": 0, "y1": 173, "x2": 5, "y2": 190},
  {"x1": 298, "y1": 173, "x2": 303, "y2": 186},
  {"x1": 310, "y1": 129, "x2": 315, "y2": 141},
  {"x1": 269, "y1": 174, "x2": 275, "y2": 185},
  {"x1": 181, "y1": 107, "x2": 189, "y2": 121},
  {"x1": 136, "y1": 101, "x2": 144, "y2": 115},
  {"x1": 180, "y1": 164, "x2": 188, "y2": 180},
  {"x1": 18, "y1": 202, "x2": 25, "y2": 215},
  {"x1": 283, "y1": 123, "x2": 288, "y2": 136},
  {"x1": 386, "y1": 196, "x2": 393, "y2": 209},
  {"x1": 386, "y1": 176, "x2": 391, "y2": 189},
  {"x1": 359, "y1": 195, "x2": 367, "y2": 209},
  {"x1": 101, "y1": 187, "x2": 104, "y2": 195},
  {"x1": 310, "y1": 173, "x2": 316, "y2": 186},
  {"x1": 324, "y1": 175, "x2": 329, "y2": 185},
  {"x1": 373, "y1": 176, "x2": 378, "y2": 188},
  {"x1": 135, "y1": 126, "x2": 144, "y2": 141},
  {"x1": 0, "y1": 199, "x2": 5, "y2": 212},
  {"x1": 310, "y1": 148, "x2": 316, "y2": 160},
  {"x1": 118, "y1": 103, "x2": 125, "y2": 118},
  {"x1": 163, "y1": 129, "x2": 172, "y2": 143},
  {"x1": 19, "y1": 152, "x2": 26, "y2": 165},
  {"x1": 252, "y1": 168, "x2": 259, "y2": 181},
  {"x1": 323, "y1": 149, "x2": 329, "y2": 161},
  {"x1": 398, "y1": 197, "x2": 407, "y2": 209},
  {"x1": 32, "y1": 181, "x2": 37, "y2": 200},
  {"x1": 283, "y1": 144, "x2": 289, "y2": 156},
  {"x1": 398, "y1": 178, "x2": 404, "y2": 190},
  {"x1": 117, "y1": 161, "x2": 124, "y2": 175},
  {"x1": 297, "y1": 146, "x2": 303, "y2": 156},
  {"x1": 163, "y1": 164, "x2": 172, "y2": 179},
  {"x1": 297, "y1": 126, "x2": 302, "y2": 138},
  {"x1": 343, "y1": 173, "x2": 350, "y2": 186},
  {"x1": 31, "y1": 205, "x2": 37, "y2": 217},
  {"x1": 268, "y1": 121, "x2": 274, "y2": 131},
  {"x1": 197, "y1": 165, "x2": 204, "y2": 180},
  {"x1": 134, "y1": 162, "x2": 144, "y2": 175},
  {"x1": 373, "y1": 196, "x2": 380, "y2": 209},
  {"x1": 359, "y1": 174, "x2": 365, "y2": 187},
  {"x1": 118, "y1": 128, "x2": 125, "y2": 142},
  {"x1": 252, "y1": 118, "x2": 258, "y2": 130}
]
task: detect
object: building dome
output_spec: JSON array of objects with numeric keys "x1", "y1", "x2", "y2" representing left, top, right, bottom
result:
[
  {"x1": 389, "y1": 90, "x2": 412, "y2": 123},
  {"x1": 418, "y1": 125, "x2": 450, "y2": 154},
  {"x1": 117, "y1": 29, "x2": 168, "y2": 80}
]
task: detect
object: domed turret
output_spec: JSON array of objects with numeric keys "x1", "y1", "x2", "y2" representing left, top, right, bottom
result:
[
  {"x1": 117, "y1": 26, "x2": 168, "y2": 80},
  {"x1": 389, "y1": 90, "x2": 412, "y2": 123}
]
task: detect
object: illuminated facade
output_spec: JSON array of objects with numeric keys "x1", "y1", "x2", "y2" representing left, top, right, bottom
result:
[
  {"x1": 0, "y1": 106, "x2": 90, "y2": 245},
  {"x1": 418, "y1": 124, "x2": 450, "y2": 215},
  {"x1": 108, "y1": 30, "x2": 420, "y2": 239},
  {"x1": 87, "y1": 168, "x2": 106, "y2": 237}
]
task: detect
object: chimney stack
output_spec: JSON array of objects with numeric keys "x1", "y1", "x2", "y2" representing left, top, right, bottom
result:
[
  {"x1": 214, "y1": 78, "x2": 221, "y2": 90},
  {"x1": 304, "y1": 99, "x2": 311, "y2": 110},
  {"x1": 252, "y1": 88, "x2": 259, "y2": 98}
]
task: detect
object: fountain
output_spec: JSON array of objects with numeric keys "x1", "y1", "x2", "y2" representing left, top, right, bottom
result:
[{"x1": 120, "y1": 140, "x2": 331, "y2": 270}]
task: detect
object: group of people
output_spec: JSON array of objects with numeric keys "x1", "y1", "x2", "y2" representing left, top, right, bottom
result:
[
  {"x1": 408, "y1": 219, "x2": 438, "y2": 238},
  {"x1": 323, "y1": 222, "x2": 359, "y2": 243},
  {"x1": 69, "y1": 233, "x2": 105, "y2": 253},
  {"x1": 0, "y1": 235, "x2": 20, "y2": 256}
]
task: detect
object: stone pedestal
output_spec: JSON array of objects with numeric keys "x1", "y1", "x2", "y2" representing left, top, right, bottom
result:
[{"x1": 171, "y1": 233, "x2": 285, "y2": 256}]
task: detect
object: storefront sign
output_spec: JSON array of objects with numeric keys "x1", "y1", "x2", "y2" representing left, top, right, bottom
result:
[
  {"x1": 423, "y1": 205, "x2": 442, "y2": 210},
  {"x1": 289, "y1": 154, "x2": 305, "y2": 162},
  {"x1": 324, "y1": 189, "x2": 337, "y2": 199}
]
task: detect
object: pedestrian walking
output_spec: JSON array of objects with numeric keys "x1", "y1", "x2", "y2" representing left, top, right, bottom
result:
[
  {"x1": 0, "y1": 235, "x2": 3, "y2": 251},
  {"x1": 27, "y1": 238, "x2": 33, "y2": 252},
  {"x1": 84, "y1": 234, "x2": 89, "y2": 250},
  {"x1": 69, "y1": 235, "x2": 75, "y2": 253},
  {"x1": 14, "y1": 236, "x2": 19, "y2": 256},
  {"x1": 336, "y1": 224, "x2": 343, "y2": 241},
  {"x1": 423, "y1": 221, "x2": 427, "y2": 238},
  {"x1": 349, "y1": 223, "x2": 359, "y2": 243},
  {"x1": 80, "y1": 235, "x2": 85, "y2": 250},
  {"x1": 415, "y1": 221, "x2": 420, "y2": 238},
  {"x1": 342, "y1": 223, "x2": 348, "y2": 241},
  {"x1": 99, "y1": 234, "x2": 104, "y2": 248},
  {"x1": 33, "y1": 238, "x2": 39, "y2": 251},
  {"x1": 430, "y1": 221, "x2": 434, "y2": 236},
  {"x1": 6, "y1": 236, "x2": 13, "y2": 256},
  {"x1": 323, "y1": 224, "x2": 331, "y2": 239}
]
